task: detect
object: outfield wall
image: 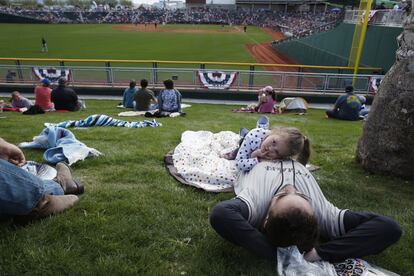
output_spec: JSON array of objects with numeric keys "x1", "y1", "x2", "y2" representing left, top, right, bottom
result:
[
  {"x1": 0, "y1": 13, "x2": 45, "y2": 23},
  {"x1": 273, "y1": 23, "x2": 402, "y2": 72}
]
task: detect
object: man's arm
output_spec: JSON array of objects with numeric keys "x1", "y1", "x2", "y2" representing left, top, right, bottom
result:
[
  {"x1": 333, "y1": 95, "x2": 346, "y2": 110},
  {"x1": 210, "y1": 198, "x2": 276, "y2": 260},
  {"x1": 149, "y1": 91, "x2": 158, "y2": 104},
  {"x1": 0, "y1": 138, "x2": 26, "y2": 166}
]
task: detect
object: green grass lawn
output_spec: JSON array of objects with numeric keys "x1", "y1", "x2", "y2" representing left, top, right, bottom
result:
[
  {"x1": 0, "y1": 24, "x2": 270, "y2": 65},
  {"x1": 0, "y1": 100, "x2": 413, "y2": 275}
]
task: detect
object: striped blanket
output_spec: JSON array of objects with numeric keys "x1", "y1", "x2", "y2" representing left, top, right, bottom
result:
[{"x1": 46, "y1": 114, "x2": 162, "y2": 129}]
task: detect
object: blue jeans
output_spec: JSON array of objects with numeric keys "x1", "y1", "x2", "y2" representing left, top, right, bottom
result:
[{"x1": 0, "y1": 159, "x2": 64, "y2": 216}]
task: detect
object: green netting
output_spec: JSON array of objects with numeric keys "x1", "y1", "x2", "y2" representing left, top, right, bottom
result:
[{"x1": 274, "y1": 23, "x2": 402, "y2": 72}]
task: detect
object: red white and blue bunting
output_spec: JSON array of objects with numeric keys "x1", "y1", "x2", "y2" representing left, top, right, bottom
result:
[
  {"x1": 198, "y1": 70, "x2": 238, "y2": 89},
  {"x1": 32, "y1": 67, "x2": 72, "y2": 84}
]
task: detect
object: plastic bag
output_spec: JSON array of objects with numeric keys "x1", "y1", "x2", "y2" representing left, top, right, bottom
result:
[
  {"x1": 277, "y1": 246, "x2": 336, "y2": 276},
  {"x1": 277, "y1": 246, "x2": 400, "y2": 276}
]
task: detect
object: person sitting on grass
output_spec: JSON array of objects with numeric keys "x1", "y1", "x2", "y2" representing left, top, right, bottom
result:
[
  {"x1": 257, "y1": 86, "x2": 276, "y2": 113},
  {"x1": 122, "y1": 79, "x2": 138, "y2": 108},
  {"x1": 34, "y1": 78, "x2": 54, "y2": 111},
  {"x1": 134, "y1": 79, "x2": 158, "y2": 111},
  {"x1": 235, "y1": 126, "x2": 310, "y2": 172},
  {"x1": 51, "y1": 78, "x2": 80, "y2": 112},
  {"x1": 210, "y1": 148, "x2": 401, "y2": 263},
  {"x1": 10, "y1": 91, "x2": 33, "y2": 109},
  {"x1": 158, "y1": 79, "x2": 182, "y2": 114},
  {"x1": 326, "y1": 86, "x2": 362, "y2": 121},
  {"x1": 0, "y1": 137, "x2": 83, "y2": 224}
]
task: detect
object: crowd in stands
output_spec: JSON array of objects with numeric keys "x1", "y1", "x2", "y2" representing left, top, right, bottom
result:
[{"x1": 0, "y1": 6, "x2": 342, "y2": 38}]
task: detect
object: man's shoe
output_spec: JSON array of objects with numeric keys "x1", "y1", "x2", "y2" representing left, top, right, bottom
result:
[
  {"x1": 256, "y1": 115, "x2": 270, "y2": 129},
  {"x1": 34, "y1": 194, "x2": 79, "y2": 218},
  {"x1": 14, "y1": 194, "x2": 79, "y2": 224},
  {"x1": 55, "y1": 162, "x2": 84, "y2": 195}
]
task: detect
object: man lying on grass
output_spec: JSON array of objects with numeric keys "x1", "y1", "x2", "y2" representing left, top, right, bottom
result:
[
  {"x1": 210, "y1": 158, "x2": 401, "y2": 262},
  {"x1": 0, "y1": 137, "x2": 83, "y2": 224}
]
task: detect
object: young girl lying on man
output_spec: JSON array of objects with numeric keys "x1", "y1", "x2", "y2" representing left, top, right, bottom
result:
[{"x1": 235, "y1": 126, "x2": 310, "y2": 172}]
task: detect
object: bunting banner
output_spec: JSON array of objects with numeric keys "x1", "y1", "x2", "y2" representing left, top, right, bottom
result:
[
  {"x1": 198, "y1": 70, "x2": 238, "y2": 89},
  {"x1": 32, "y1": 67, "x2": 72, "y2": 84}
]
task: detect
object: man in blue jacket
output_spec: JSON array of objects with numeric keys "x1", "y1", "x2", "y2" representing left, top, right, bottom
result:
[{"x1": 326, "y1": 86, "x2": 362, "y2": 121}]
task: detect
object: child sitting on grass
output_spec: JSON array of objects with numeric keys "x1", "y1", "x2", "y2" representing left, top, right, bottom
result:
[{"x1": 235, "y1": 126, "x2": 310, "y2": 172}]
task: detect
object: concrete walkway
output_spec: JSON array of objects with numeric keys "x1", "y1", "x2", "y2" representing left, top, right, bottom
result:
[{"x1": 0, "y1": 92, "x2": 336, "y2": 110}]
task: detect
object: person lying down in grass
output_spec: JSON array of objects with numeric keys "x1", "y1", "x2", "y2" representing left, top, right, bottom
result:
[{"x1": 235, "y1": 126, "x2": 310, "y2": 172}]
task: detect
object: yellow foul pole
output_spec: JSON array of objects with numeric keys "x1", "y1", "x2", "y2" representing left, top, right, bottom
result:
[{"x1": 349, "y1": 0, "x2": 373, "y2": 85}]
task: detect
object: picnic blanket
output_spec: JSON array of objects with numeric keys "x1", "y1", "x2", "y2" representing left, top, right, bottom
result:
[
  {"x1": 118, "y1": 104, "x2": 192, "y2": 117},
  {"x1": 166, "y1": 130, "x2": 320, "y2": 193},
  {"x1": 45, "y1": 114, "x2": 162, "y2": 128},
  {"x1": 232, "y1": 106, "x2": 277, "y2": 114},
  {"x1": 166, "y1": 130, "x2": 241, "y2": 192},
  {"x1": 2, "y1": 107, "x2": 27, "y2": 112},
  {"x1": 19, "y1": 126, "x2": 102, "y2": 165}
]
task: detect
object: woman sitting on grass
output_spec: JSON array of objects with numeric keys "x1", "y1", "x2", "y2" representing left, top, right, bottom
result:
[
  {"x1": 257, "y1": 86, "x2": 276, "y2": 113},
  {"x1": 158, "y1": 79, "x2": 182, "y2": 114}
]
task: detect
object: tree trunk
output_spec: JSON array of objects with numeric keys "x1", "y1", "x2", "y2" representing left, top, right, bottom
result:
[{"x1": 356, "y1": 9, "x2": 414, "y2": 179}]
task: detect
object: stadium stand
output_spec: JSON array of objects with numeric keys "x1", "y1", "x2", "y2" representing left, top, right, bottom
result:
[{"x1": 0, "y1": 6, "x2": 342, "y2": 39}]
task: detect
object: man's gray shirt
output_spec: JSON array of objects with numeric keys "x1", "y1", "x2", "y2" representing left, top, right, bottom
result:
[{"x1": 235, "y1": 160, "x2": 346, "y2": 239}]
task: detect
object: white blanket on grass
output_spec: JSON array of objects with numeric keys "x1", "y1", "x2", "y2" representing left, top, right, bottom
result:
[
  {"x1": 172, "y1": 130, "x2": 240, "y2": 192},
  {"x1": 118, "y1": 104, "x2": 191, "y2": 117},
  {"x1": 172, "y1": 130, "x2": 320, "y2": 193}
]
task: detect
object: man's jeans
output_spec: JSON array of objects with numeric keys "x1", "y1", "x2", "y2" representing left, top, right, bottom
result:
[{"x1": 0, "y1": 159, "x2": 64, "y2": 216}]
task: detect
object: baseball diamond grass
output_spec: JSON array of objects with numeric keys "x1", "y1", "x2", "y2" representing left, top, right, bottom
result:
[
  {"x1": 0, "y1": 24, "x2": 270, "y2": 64},
  {"x1": 0, "y1": 24, "x2": 275, "y2": 86},
  {"x1": 0, "y1": 100, "x2": 413, "y2": 275}
]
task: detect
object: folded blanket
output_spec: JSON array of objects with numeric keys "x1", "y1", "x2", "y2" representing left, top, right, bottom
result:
[
  {"x1": 45, "y1": 114, "x2": 162, "y2": 128},
  {"x1": 19, "y1": 126, "x2": 102, "y2": 165}
]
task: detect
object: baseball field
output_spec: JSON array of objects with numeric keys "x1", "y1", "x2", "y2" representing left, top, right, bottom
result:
[{"x1": 0, "y1": 23, "x2": 289, "y2": 65}]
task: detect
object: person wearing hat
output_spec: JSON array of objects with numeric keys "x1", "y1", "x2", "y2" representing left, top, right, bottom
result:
[
  {"x1": 10, "y1": 91, "x2": 33, "y2": 109},
  {"x1": 34, "y1": 78, "x2": 54, "y2": 111},
  {"x1": 257, "y1": 86, "x2": 276, "y2": 113},
  {"x1": 51, "y1": 78, "x2": 80, "y2": 112},
  {"x1": 326, "y1": 86, "x2": 362, "y2": 121}
]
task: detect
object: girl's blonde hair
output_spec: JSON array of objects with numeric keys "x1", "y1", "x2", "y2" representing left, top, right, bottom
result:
[{"x1": 270, "y1": 127, "x2": 310, "y2": 165}]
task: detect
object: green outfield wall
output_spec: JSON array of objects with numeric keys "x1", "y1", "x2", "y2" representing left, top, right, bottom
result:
[{"x1": 274, "y1": 23, "x2": 402, "y2": 72}]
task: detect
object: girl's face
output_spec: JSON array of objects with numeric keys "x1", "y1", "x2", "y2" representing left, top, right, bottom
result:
[{"x1": 260, "y1": 132, "x2": 290, "y2": 159}]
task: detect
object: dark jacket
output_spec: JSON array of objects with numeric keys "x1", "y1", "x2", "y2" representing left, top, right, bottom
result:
[{"x1": 51, "y1": 86, "x2": 79, "y2": 111}]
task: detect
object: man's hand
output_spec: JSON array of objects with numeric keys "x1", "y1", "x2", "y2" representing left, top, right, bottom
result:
[
  {"x1": 0, "y1": 138, "x2": 26, "y2": 166},
  {"x1": 304, "y1": 248, "x2": 321, "y2": 262}
]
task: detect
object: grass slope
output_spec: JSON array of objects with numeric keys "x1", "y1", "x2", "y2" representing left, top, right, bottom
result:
[
  {"x1": 0, "y1": 100, "x2": 413, "y2": 275},
  {"x1": 0, "y1": 24, "x2": 269, "y2": 63}
]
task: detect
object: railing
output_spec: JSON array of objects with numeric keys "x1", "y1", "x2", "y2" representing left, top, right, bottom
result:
[
  {"x1": 0, "y1": 63, "x2": 383, "y2": 96},
  {"x1": 344, "y1": 9, "x2": 404, "y2": 27}
]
